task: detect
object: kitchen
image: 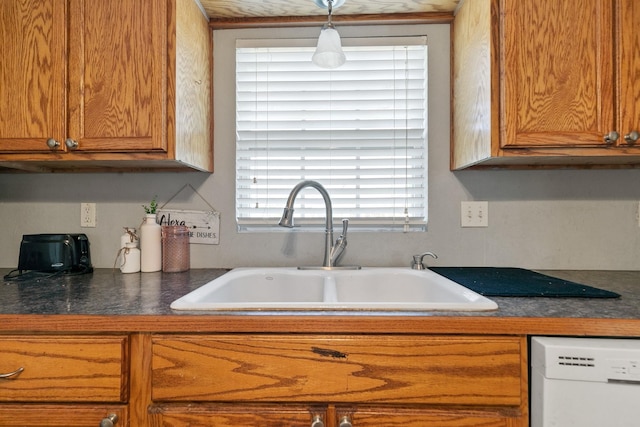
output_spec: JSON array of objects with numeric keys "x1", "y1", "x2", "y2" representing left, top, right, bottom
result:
[{"x1": 1, "y1": 0, "x2": 640, "y2": 426}]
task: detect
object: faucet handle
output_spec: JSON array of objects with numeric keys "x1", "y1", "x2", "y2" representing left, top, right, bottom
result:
[
  {"x1": 329, "y1": 219, "x2": 349, "y2": 267},
  {"x1": 340, "y1": 218, "x2": 349, "y2": 238},
  {"x1": 411, "y1": 252, "x2": 437, "y2": 270}
]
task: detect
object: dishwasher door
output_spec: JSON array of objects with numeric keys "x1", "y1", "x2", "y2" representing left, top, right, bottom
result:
[{"x1": 531, "y1": 336, "x2": 640, "y2": 427}]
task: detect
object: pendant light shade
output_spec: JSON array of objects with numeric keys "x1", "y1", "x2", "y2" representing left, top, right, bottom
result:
[
  {"x1": 312, "y1": 0, "x2": 346, "y2": 69},
  {"x1": 312, "y1": 26, "x2": 346, "y2": 69}
]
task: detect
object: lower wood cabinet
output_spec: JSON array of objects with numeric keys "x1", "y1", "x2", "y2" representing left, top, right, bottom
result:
[
  {"x1": 150, "y1": 334, "x2": 528, "y2": 427},
  {"x1": 0, "y1": 333, "x2": 528, "y2": 426},
  {"x1": 0, "y1": 335, "x2": 129, "y2": 426}
]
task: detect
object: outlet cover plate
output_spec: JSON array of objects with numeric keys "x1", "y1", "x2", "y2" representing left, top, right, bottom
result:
[{"x1": 81, "y1": 203, "x2": 96, "y2": 228}]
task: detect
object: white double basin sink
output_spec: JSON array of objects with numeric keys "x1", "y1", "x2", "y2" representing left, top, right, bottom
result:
[{"x1": 171, "y1": 267, "x2": 498, "y2": 312}]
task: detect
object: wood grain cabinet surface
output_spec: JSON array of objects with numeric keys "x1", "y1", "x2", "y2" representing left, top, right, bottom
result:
[
  {"x1": 452, "y1": 0, "x2": 640, "y2": 169},
  {"x1": 0, "y1": 335, "x2": 128, "y2": 426},
  {"x1": 150, "y1": 404, "x2": 521, "y2": 427},
  {"x1": 0, "y1": 332, "x2": 529, "y2": 426},
  {"x1": 150, "y1": 334, "x2": 528, "y2": 427},
  {"x1": 0, "y1": 0, "x2": 212, "y2": 172}
]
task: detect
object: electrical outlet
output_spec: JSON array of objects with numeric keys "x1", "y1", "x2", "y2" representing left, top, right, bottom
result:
[
  {"x1": 81, "y1": 203, "x2": 96, "y2": 228},
  {"x1": 461, "y1": 201, "x2": 488, "y2": 227}
]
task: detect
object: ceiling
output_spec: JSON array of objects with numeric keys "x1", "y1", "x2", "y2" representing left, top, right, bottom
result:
[{"x1": 199, "y1": 0, "x2": 461, "y2": 26}]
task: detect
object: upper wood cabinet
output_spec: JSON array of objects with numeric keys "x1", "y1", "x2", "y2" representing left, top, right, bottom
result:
[
  {"x1": 0, "y1": 0, "x2": 66, "y2": 154},
  {"x1": 452, "y1": 0, "x2": 640, "y2": 169},
  {"x1": 0, "y1": 0, "x2": 212, "y2": 172}
]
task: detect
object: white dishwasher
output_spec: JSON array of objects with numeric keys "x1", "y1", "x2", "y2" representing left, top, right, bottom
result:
[{"x1": 531, "y1": 336, "x2": 640, "y2": 427}]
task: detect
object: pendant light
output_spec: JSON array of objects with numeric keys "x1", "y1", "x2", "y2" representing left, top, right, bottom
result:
[{"x1": 312, "y1": 0, "x2": 346, "y2": 69}]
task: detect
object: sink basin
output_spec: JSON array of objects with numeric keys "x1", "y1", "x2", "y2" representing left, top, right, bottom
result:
[{"x1": 171, "y1": 267, "x2": 498, "y2": 311}]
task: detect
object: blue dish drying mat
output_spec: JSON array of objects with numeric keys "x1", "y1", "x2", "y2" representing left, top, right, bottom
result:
[{"x1": 430, "y1": 267, "x2": 620, "y2": 298}]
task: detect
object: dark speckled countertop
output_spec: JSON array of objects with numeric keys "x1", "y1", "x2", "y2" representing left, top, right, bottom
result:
[
  {"x1": 2, "y1": 268, "x2": 640, "y2": 319},
  {"x1": 1, "y1": 268, "x2": 227, "y2": 316}
]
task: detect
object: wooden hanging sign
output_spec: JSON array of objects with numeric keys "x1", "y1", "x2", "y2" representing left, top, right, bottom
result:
[{"x1": 157, "y1": 209, "x2": 220, "y2": 245}]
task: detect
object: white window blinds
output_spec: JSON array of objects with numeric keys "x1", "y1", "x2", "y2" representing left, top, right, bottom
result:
[{"x1": 236, "y1": 37, "x2": 428, "y2": 231}]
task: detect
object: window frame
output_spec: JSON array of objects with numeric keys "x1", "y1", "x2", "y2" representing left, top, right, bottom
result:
[{"x1": 233, "y1": 34, "x2": 430, "y2": 233}]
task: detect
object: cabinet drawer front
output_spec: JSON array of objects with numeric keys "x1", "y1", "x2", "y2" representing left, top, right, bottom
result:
[
  {"x1": 0, "y1": 336, "x2": 128, "y2": 402},
  {"x1": 0, "y1": 404, "x2": 126, "y2": 427},
  {"x1": 152, "y1": 335, "x2": 523, "y2": 405}
]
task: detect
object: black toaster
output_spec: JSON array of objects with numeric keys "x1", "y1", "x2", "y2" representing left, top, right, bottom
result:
[{"x1": 17, "y1": 234, "x2": 93, "y2": 273}]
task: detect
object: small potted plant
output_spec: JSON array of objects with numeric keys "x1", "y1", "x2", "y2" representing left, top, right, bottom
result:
[{"x1": 142, "y1": 195, "x2": 158, "y2": 215}]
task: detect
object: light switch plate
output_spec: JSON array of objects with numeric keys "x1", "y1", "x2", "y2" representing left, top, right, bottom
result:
[{"x1": 461, "y1": 201, "x2": 488, "y2": 227}]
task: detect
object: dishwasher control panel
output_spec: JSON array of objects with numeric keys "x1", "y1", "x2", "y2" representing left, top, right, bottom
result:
[
  {"x1": 608, "y1": 358, "x2": 640, "y2": 382},
  {"x1": 531, "y1": 336, "x2": 640, "y2": 383}
]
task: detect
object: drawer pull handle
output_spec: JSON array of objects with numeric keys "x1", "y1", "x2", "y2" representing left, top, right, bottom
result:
[
  {"x1": 0, "y1": 367, "x2": 24, "y2": 379},
  {"x1": 99, "y1": 414, "x2": 118, "y2": 427},
  {"x1": 339, "y1": 416, "x2": 353, "y2": 427},
  {"x1": 311, "y1": 415, "x2": 324, "y2": 427}
]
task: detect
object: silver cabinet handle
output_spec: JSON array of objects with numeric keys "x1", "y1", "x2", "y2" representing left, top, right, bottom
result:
[
  {"x1": 624, "y1": 130, "x2": 640, "y2": 145},
  {"x1": 339, "y1": 416, "x2": 353, "y2": 427},
  {"x1": 311, "y1": 415, "x2": 325, "y2": 427},
  {"x1": 46, "y1": 138, "x2": 60, "y2": 149},
  {"x1": 65, "y1": 138, "x2": 79, "y2": 149},
  {"x1": 604, "y1": 131, "x2": 619, "y2": 144},
  {"x1": 0, "y1": 367, "x2": 24, "y2": 379},
  {"x1": 99, "y1": 414, "x2": 118, "y2": 427}
]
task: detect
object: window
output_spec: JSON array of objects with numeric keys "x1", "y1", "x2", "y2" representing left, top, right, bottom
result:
[{"x1": 236, "y1": 37, "x2": 428, "y2": 231}]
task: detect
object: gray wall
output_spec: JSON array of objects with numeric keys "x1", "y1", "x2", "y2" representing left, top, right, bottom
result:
[{"x1": 1, "y1": 24, "x2": 639, "y2": 271}]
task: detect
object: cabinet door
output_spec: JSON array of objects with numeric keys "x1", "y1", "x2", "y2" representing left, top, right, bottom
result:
[
  {"x1": 149, "y1": 404, "x2": 326, "y2": 427},
  {"x1": 0, "y1": 0, "x2": 66, "y2": 152},
  {"x1": 337, "y1": 407, "x2": 523, "y2": 427},
  {"x1": 501, "y1": 0, "x2": 615, "y2": 148},
  {"x1": 67, "y1": 0, "x2": 166, "y2": 152},
  {"x1": 618, "y1": 0, "x2": 640, "y2": 144}
]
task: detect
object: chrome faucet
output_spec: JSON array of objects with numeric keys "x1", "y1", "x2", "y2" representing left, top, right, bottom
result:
[{"x1": 279, "y1": 180, "x2": 353, "y2": 269}]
